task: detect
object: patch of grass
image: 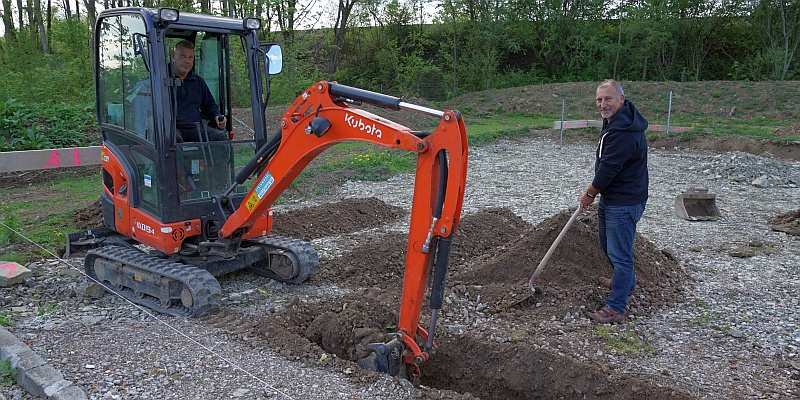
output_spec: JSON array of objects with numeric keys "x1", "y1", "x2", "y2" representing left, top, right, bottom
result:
[
  {"x1": 37, "y1": 304, "x2": 62, "y2": 318},
  {"x1": 0, "y1": 359, "x2": 16, "y2": 387},
  {"x1": 697, "y1": 311, "x2": 724, "y2": 327},
  {"x1": 2, "y1": 173, "x2": 100, "y2": 259},
  {"x1": 465, "y1": 113, "x2": 552, "y2": 146},
  {"x1": 333, "y1": 149, "x2": 415, "y2": 178},
  {"x1": 0, "y1": 253, "x2": 25, "y2": 264},
  {"x1": 0, "y1": 310, "x2": 17, "y2": 327},
  {"x1": 469, "y1": 126, "x2": 535, "y2": 147},
  {"x1": 0, "y1": 207, "x2": 22, "y2": 244},
  {"x1": 510, "y1": 329, "x2": 526, "y2": 342},
  {"x1": 593, "y1": 325, "x2": 653, "y2": 356}
]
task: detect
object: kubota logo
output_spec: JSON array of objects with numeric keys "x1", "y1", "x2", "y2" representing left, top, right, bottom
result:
[
  {"x1": 344, "y1": 113, "x2": 382, "y2": 138},
  {"x1": 135, "y1": 220, "x2": 155, "y2": 235}
]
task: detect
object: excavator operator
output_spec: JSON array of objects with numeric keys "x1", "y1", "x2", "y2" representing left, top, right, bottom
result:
[{"x1": 172, "y1": 39, "x2": 228, "y2": 143}]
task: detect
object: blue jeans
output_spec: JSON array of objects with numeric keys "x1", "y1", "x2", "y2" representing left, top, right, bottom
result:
[{"x1": 598, "y1": 199, "x2": 646, "y2": 314}]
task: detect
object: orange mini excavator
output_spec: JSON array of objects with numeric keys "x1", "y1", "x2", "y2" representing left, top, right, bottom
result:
[{"x1": 66, "y1": 7, "x2": 467, "y2": 378}]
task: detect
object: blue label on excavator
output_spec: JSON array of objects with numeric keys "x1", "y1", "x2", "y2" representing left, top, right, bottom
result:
[{"x1": 255, "y1": 171, "x2": 275, "y2": 199}]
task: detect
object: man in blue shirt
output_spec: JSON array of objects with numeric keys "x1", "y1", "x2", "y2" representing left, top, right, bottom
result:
[
  {"x1": 172, "y1": 40, "x2": 228, "y2": 142},
  {"x1": 580, "y1": 79, "x2": 649, "y2": 324}
]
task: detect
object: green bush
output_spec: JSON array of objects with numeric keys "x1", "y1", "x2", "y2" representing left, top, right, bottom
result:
[{"x1": 0, "y1": 99, "x2": 97, "y2": 151}]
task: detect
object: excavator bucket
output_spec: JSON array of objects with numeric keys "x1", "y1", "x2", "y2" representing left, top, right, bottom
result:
[{"x1": 675, "y1": 188, "x2": 721, "y2": 221}]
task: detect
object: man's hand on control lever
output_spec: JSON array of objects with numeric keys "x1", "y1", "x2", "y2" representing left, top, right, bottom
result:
[{"x1": 215, "y1": 115, "x2": 227, "y2": 130}]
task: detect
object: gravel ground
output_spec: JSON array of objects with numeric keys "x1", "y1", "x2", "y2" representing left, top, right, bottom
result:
[{"x1": 2, "y1": 134, "x2": 799, "y2": 399}]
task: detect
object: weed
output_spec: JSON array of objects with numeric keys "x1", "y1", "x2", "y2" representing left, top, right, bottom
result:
[
  {"x1": 510, "y1": 329, "x2": 526, "y2": 342},
  {"x1": 0, "y1": 359, "x2": 16, "y2": 387},
  {"x1": 37, "y1": 304, "x2": 62, "y2": 318},
  {"x1": 694, "y1": 299, "x2": 707, "y2": 307},
  {"x1": 0, "y1": 208, "x2": 22, "y2": 244},
  {"x1": 593, "y1": 325, "x2": 652, "y2": 356},
  {"x1": 0, "y1": 311, "x2": 17, "y2": 327},
  {"x1": 697, "y1": 311, "x2": 724, "y2": 327}
]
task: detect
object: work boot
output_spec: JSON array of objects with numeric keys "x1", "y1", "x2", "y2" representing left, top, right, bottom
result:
[
  {"x1": 587, "y1": 306, "x2": 625, "y2": 324},
  {"x1": 598, "y1": 276, "x2": 636, "y2": 296}
]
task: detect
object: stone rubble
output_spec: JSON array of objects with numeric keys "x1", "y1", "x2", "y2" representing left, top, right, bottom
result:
[{"x1": 0, "y1": 135, "x2": 798, "y2": 399}]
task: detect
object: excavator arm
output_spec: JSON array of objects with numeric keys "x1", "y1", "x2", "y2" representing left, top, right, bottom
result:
[{"x1": 220, "y1": 81, "x2": 468, "y2": 376}]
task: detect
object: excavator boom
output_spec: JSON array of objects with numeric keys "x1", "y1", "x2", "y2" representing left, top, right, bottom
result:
[{"x1": 221, "y1": 81, "x2": 469, "y2": 376}]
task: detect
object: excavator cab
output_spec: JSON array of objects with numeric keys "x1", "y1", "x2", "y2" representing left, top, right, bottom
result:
[{"x1": 93, "y1": 8, "x2": 280, "y2": 246}]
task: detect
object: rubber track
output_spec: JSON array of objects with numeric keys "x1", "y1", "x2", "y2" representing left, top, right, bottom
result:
[
  {"x1": 250, "y1": 235, "x2": 320, "y2": 284},
  {"x1": 84, "y1": 246, "x2": 222, "y2": 318}
]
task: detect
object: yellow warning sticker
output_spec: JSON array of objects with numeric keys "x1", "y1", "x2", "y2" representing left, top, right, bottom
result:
[{"x1": 246, "y1": 192, "x2": 260, "y2": 212}]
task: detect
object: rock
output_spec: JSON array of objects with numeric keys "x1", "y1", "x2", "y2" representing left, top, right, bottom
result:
[
  {"x1": 77, "y1": 282, "x2": 107, "y2": 299},
  {"x1": 729, "y1": 248, "x2": 756, "y2": 258},
  {"x1": 0, "y1": 262, "x2": 33, "y2": 287},
  {"x1": 752, "y1": 175, "x2": 769, "y2": 188}
]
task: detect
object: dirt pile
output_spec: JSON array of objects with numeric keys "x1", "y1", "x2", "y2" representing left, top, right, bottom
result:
[
  {"x1": 249, "y1": 198, "x2": 691, "y2": 399},
  {"x1": 770, "y1": 209, "x2": 800, "y2": 236}
]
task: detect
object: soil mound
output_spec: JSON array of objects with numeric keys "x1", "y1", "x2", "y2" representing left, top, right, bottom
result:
[
  {"x1": 271, "y1": 197, "x2": 405, "y2": 240},
  {"x1": 253, "y1": 199, "x2": 690, "y2": 399},
  {"x1": 73, "y1": 198, "x2": 103, "y2": 230},
  {"x1": 770, "y1": 209, "x2": 800, "y2": 236},
  {"x1": 455, "y1": 206, "x2": 685, "y2": 317}
]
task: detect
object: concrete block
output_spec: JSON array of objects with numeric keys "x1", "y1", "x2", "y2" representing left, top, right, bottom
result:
[
  {"x1": 0, "y1": 328, "x2": 30, "y2": 362},
  {"x1": 15, "y1": 348, "x2": 47, "y2": 371},
  {"x1": 0, "y1": 262, "x2": 32, "y2": 287},
  {"x1": 16, "y1": 364, "x2": 65, "y2": 399}
]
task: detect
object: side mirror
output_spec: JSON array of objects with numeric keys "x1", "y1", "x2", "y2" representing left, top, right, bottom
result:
[{"x1": 265, "y1": 44, "x2": 282, "y2": 75}]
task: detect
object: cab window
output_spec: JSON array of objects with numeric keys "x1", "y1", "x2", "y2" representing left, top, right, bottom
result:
[{"x1": 97, "y1": 14, "x2": 154, "y2": 142}]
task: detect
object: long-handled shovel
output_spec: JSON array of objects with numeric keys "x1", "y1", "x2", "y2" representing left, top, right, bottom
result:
[{"x1": 528, "y1": 207, "x2": 581, "y2": 293}]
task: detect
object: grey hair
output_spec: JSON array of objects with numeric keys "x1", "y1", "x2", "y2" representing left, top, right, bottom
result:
[{"x1": 599, "y1": 79, "x2": 624, "y2": 97}]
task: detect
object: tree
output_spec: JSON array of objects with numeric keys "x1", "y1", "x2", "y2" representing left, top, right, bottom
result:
[
  {"x1": 36, "y1": 0, "x2": 49, "y2": 54},
  {"x1": 753, "y1": 0, "x2": 800, "y2": 80},
  {"x1": 328, "y1": 0, "x2": 359, "y2": 78}
]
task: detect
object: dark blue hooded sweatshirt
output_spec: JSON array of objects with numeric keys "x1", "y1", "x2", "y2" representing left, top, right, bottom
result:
[{"x1": 591, "y1": 99, "x2": 649, "y2": 206}]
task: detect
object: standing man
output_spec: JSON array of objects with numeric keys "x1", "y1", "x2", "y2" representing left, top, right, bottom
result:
[
  {"x1": 580, "y1": 79, "x2": 649, "y2": 324},
  {"x1": 172, "y1": 40, "x2": 228, "y2": 142}
]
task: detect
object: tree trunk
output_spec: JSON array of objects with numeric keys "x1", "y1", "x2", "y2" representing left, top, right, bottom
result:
[
  {"x1": 84, "y1": 0, "x2": 96, "y2": 30},
  {"x1": 27, "y1": 0, "x2": 37, "y2": 45},
  {"x1": 613, "y1": 17, "x2": 622, "y2": 80},
  {"x1": 2, "y1": 0, "x2": 16, "y2": 42},
  {"x1": 276, "y1": 0, "x2": 296, "y2": 42},
  {"x1": 446, "y1": 0, "x2": 457, "y2": 97},
  {"x1": 16, "y1": 0, "x2": 24, "y2": 29},
  {"x1": 35, "y1": 0, "x2": 49, "y2": 54},
  {"x1": 328, "y1": 0, "x2": 357, "y2": 79},
  {"x1": 84, "y1": 0, "x2": 96, "y2": 61},
  {"x1": 62, "y1": 0, "x2": 71, "y2": 18}
]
